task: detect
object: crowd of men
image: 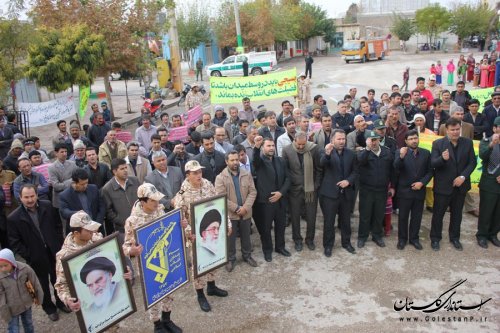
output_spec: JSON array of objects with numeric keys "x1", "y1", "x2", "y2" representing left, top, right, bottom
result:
[{"x1": 0, "y1": 74, "x2": 499, "y2": 332}]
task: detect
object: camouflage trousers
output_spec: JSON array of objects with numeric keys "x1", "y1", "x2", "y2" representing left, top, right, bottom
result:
[
  {"x1": 188, "y1": 247, "x2": 215, "y2": 290},
  {"x1": 148, "y1": 296, "x2": 173, "y2": 322}
]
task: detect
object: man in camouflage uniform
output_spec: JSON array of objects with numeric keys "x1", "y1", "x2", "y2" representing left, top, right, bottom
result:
[
  {"x1": 54, "y1": 211, "x2": 130, "y2": 332},
  {"x1": 123, "y1": 183, "x2": 182, "y2": 333},
  {"x1": 184, "y1": 83, "x2": 209, "y2": 112},
  {"x1": 173, "y1": 160, "x2": 231, "y2": 312}
]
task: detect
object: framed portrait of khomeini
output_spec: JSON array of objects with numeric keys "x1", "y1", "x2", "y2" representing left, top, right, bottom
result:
[
  {"x1": 190, "y1": 194, "x2": 228, "y2": 278},
  {"x1": 61, "y1": 233, "x2": 136, "y2": 333},
  {"x1": 134, "y1": 208, "x2": 189, "y2": 310}
]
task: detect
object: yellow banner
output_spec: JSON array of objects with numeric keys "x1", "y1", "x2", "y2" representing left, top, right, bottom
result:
[
  {"x1": 419, "y1": 133, "x2": 481, "y2": 193},
  {"x1": 469, "y1": 87, "x2": 494, "y2": 113},
  {"x1": 209, "y1": 68, "x2": 298, "y2": 104}
]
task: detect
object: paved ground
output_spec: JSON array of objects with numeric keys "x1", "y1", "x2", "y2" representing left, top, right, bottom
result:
[{"x1": 8, "y1": 51, "x2": 499, "y2": 332}]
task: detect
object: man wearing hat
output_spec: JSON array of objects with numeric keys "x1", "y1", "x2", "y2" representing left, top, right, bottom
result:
[
  {"x1": 20, "y1": 137, "x2": 49, "y2": 163},
  {"x1": 70, "y1": 139, "x2": 87, "y2": 168},
  {"x1": 476, "y1": 116, "x2": 500, "y2": 248},
  {"x1": 212, "y1": 105, "x2": 228, "y2": 127},
  {"x1": 426, "y1": 74, "x2": 443, "y2": 99},
  {"x1": 412, "y1": 113, "x2": 435, "y2": 135},
  {"x1": 100, "y1": 101, "x2": 111, "y2": 123},
  {"x1": 483, "y1": 91, "x2": 500, "y2": 137},
  {"x1": 55, "y1": 211, "x2": 132, "y2": 332},
  {"x1": 174, "y1": 160, "x2": 231, "y2": 313},
  {"x1": 65, "y1": 123, "x2": 90, "y2": 157},
  {"x1": 369, "y1": 119, "x2": 397, "y2": 154},
  {"x1": 122, "y1": 183, "x2": 182, "y2": 333},
  {"x1": 356, "y1": 130, "x2": 395, "y2": 249},
  {"x1": 297, "y1": 74, "x2": 311, "y2": 110},
  {"x1": 185, "y1": 83, "x2": 209, "y2": 112},
  {"x1": 2, "y1": 139, "x2": 24, "y2": 175}
]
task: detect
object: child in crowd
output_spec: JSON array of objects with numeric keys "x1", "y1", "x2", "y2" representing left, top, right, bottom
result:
[
  {"x1": 473, "y1": 63, "x2": 480, "y2": 88},
  {"x1": 401, "y1": 67, "x2": 409, "y2": 91},
  {"x1": 435, "y1": 60, "x2": 443, "y2": 84},
  {"x1": 0, "y1": 248, "x2": 43, "y2": 333}
]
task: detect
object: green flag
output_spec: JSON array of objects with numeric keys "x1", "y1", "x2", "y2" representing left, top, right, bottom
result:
[{"x1": 79, "y1": 85, "x2": 91, "y2": 118}]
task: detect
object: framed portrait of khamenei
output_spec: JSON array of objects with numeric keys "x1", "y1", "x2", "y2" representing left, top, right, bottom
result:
[
  {"x1": 190, "y1": 194, "x2": 228, "y2": 278},
  {"x1": 61, "y1": 233, "x2": 136, "y2": 333},
  {"x1": 134, "y1": 208, "x2": 190, "y2": 310}
]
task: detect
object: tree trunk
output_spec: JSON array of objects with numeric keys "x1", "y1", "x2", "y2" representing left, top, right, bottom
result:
[
  {"x1": 125, "y1": 79, "x2": 131, "y2": 113},
  {"x1": 103, "y1": 74, "x2": 115, "y2": 121}
]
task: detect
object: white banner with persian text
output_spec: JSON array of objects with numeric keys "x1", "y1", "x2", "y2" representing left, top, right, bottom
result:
[{"x1": 19, "y1": 96, "x2": 76, "y2": 128}]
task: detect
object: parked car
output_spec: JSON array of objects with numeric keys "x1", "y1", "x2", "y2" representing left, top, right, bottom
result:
[
  {"x1": 109, "y1": 72, "x2": 122, "y2": 81},
  {"x1": 206, "y1": 51, "x2": 278, "y2": 77}
]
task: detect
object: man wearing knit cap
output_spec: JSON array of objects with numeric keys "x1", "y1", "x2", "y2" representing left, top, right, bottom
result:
[
  {"x1": 123, "y1": 184, "x2": 182, "y2": 333},
  {"x1": 212, "y1": 105, "x2": 228, "y2": 127},
  {"x1": 70, "y1": 139, "x2": 87, "y2": 168},
  {"x1": 2, "y1": 139, "x2": 24, "y2": 175}
]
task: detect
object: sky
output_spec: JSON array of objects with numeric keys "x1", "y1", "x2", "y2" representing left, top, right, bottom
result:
[{"x1": 0, "y1": 0, "x2": 479, "y2": 19}]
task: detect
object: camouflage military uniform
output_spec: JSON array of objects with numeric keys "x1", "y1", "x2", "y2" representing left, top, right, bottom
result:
[
  {"x1": 122, "y1": 201, "x2": 173, "y2": 322},
  {"x1": 185, "y1": 91, "x2": 209, "y2": 112},
  {"x1": 173, "y1": 178, "x2": 231, "y2": 289},
  {"x1": 54, "y1": 232, "x2": 104, "y2": 305}
]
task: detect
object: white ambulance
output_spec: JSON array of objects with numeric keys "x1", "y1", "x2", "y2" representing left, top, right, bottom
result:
[{"x1": 206, "y1": 51, "x2": 278, "y2": 77}]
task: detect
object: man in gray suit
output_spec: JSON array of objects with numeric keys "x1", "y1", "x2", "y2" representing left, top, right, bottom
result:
[
  {"x1": 144, "y1": 151, "x2": 184, "y2": 211},
  {"x1": 346, "y1": 115, "x2": 367, "y2": 152},
  {"x1": 48, "y1": 143, "x2": 78, "y2": 230}
]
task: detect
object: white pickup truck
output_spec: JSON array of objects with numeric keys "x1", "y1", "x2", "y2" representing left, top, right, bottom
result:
[{"x1": 206, "y1": 51, "x2": 278, "y2": 77}]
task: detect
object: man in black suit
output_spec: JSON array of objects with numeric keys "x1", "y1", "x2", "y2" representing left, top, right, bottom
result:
[
  {"x1": 7, "y1": 184, "x2": 70, "y2": 321},
  {"x1": 258, "y1": 111, "x2": 285, "y2": 147},
  {"x1": 59, "y1": 168, "x2": 105, "y2": 235},
  {"x1": 483, "y1": 91, "x2": 500, "y2": 137},
  {"x1": 193, "y1": 131, "x2": 226, "y2": 184},
  {"x1": 430, "y1": 118, "x2": 477, "y2": 251},
  {"x1": 319, "y1": 129, "x2": 358, "y2": 256},
  {"x1": 253, "y1": 136, "x2": 291, "y2": 262},
  {"x1": 463, "y1": 99, "x2": 489, "y2": 140},
  {"x1": 394, "y1": 130, "x2": 432, "y2": 250}
]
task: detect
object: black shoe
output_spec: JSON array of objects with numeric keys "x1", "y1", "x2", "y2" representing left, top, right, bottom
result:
[
  {"x1": 373, "y1": 238, "x2": 386, "y2": 248},
  {"x1": 48, "y1": 312, "x2": 59, "y2": 321},
  {"x1": 490, "y1": 237, "x2": 500, "y2": 247},
  {"x1": 451, "y1": 240, "x2": 463, "y2": 251},
  {"x1": 225, "y1": 261, "x2": 235, "y2": 272},
  {"x1": 207, "y1": 282, "x2": 228, "y2": 297},
  {"x1": 276, "y1": 248, "x2": 291, "y2": 257},
  {"x1": 397, "y1": 240, "x2": 406, "y2": 250},
  {"x1": 264, "y1": 253, "x2": 272, "y2": 262},
  {"x1": 324, "y1": 248, "x2": 332, "y2": 257},
  {"x1": 56, "y1": 302, "x2": 71, "y2": 314},
  {"x1": 161, "y1": 312, "x2": 182, "y2": 333},
  {"x1": 244, "y1": 257, "x2": 258, "y2": 267},
  {"x1": 410, "y1": 241, "x2": 423, "y2": 250},
  {"x1": 154, "y1": 320, "x2": 169, "y2": 333},
  {"x1": 357, "y1": 239, "x2": 365, "y2": 248},
  {"x1": 343, "y1": 244, "x2": 356, "y2": 254},
  {"x1": 431, "y1": 241, "x2": 440, "y2": 251},
  {"x1": 306, "y1": 241, "x2": 315, "y2": 251},
  {"x1": 197, "y1": 295, "x2": 211, "y2": 312},
  {"x1": 294, "y1": 242, "x2": 303, "y2": 252},
  {"x1": 477, "y1": 239, "x2": 488, "y2": 249}
]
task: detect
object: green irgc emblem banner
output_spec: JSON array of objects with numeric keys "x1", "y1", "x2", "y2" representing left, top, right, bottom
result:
[
  {"x1": 79, "y1": 85, "x2": 91, "y2": 118},
  {"x1": 209, "y1": 68, "x2": 298, "y2": 104}
]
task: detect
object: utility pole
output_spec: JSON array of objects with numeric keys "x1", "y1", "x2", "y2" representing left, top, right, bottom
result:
[
  {"x1": 168, "y1": 8, "x2": 183, "y2": 93},
  {"x1": 233, "y1": 0, "x2": 244, "y2": 53}
]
